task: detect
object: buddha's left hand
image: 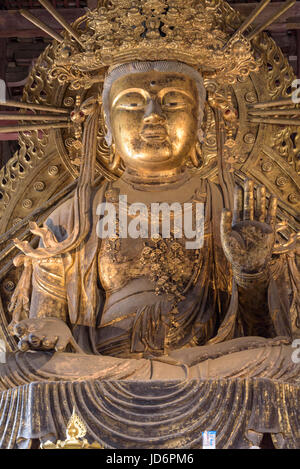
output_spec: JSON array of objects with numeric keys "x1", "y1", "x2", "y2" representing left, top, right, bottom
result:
[
  {"x1": 13, "y1": 317, "x2": 84, "y2": 354},
  {"x1": 221, "y1": 180, "x2": 277, "y2": 276}
]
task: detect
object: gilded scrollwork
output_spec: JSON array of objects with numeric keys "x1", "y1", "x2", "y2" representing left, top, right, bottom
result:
[{"x1": 44, "y1": 0, "x2": 258, "y2": 88}]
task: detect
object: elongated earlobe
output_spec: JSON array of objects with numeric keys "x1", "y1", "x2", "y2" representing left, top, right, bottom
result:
[{"x1": 189, "y1": 142, "x2": 202, "y2": 168}]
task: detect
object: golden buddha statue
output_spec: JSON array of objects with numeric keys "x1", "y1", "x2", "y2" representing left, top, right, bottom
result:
[
  {"x1": 7, "y1": 62, "x2": 294, "y2": 355},
  {"x1": 0, "y1": 0, "x2": 299, "y2": 449}
]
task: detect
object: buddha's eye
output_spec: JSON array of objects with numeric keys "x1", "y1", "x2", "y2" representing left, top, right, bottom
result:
[
  {"x1": 116, "y1": 92, "x2": 146, "y2": 110},
  {"x1": 162, "y1": 91, "x2": 189, "y2": 111},
  {"x1": 164, "y1": 102, "x2": 178, "y2": 107}
]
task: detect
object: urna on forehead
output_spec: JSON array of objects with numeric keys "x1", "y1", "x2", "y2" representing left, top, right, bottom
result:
[
  {"x1": 109, "y1": 71, "x2": 197, "y2": 91},
  {"x1": 103, "y1": 61, "x2": 206, "y2": 101}
]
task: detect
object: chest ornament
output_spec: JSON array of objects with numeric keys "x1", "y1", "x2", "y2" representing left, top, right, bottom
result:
[{"x1": 139, "y1": 234, "x2": 201, "y2": 303}]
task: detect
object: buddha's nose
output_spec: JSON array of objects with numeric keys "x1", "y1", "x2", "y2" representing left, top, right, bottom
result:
[{"x1": 143, "y1": 99, "x2": 165, "y2": 124}]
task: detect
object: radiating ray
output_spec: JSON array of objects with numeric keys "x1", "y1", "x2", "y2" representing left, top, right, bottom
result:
[
  {"x1": 20, "y1": 9, "x2": 64, "y2": 43},
  {"x1": 248, "y1": 117, "x2": 300, "y2": 125},
  {"x1": 248, "y1": 98, "x2": 296, "y2": 109},
  {"x1": 248, "y1": 0, "x2": 296, "y2": 41},
  {"x1": 0, "y1": 100, "x2": 69, "y2": 114},
  {"x1": 227, "y1": 0, "x2": 271, "y2": 46},
  {"x1": 0, "y1": 123, "x2": 71, "y2": 133},
  {"x1": 37, "y1": 0, "x2": 85, "y2": 48},
  {"x1": 0, "y1": 114, "x2": 69, "y2": 121},
  {"x1": 248, "y1": 109, "x2": 300, "y2": 116},
  {"x1": 225, "y1": 0, "x2": 296, "y2": 47}
]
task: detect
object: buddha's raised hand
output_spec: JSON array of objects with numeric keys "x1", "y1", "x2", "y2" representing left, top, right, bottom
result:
[
  {"x1": 13, "y1": 317, "x2": 84, "y2": 353},
  {"x1": 221, "y1": 180, "x2": 277, "y2": 277}
]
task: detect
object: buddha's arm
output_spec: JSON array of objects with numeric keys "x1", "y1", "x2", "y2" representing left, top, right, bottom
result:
[
  {"x1": 221, "y1": 180, "x2": 293, "y2": 338},
  {"x1": 9, "y1": 256, "x2": 84, "y2": 353},
  {"x1": 234, "y1": 270, "x2": 275, "y2": 337},
  {"x1": 8, "y1": 251, "x2": 68, "y2": 329},
  {"x1": 23, "y1": 199, "x2": 73, "y2": 322},
  {"x1": 8, "y1": 199, "x2": 86, "y2": 352}
]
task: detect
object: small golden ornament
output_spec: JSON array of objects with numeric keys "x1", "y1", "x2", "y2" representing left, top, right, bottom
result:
[{"x1": 41, "y1": 408, "x2": 103, "y2": 449}]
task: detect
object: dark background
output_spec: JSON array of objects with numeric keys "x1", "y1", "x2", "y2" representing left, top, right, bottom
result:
[{"x1": 0, "y1": 0, "x2": 299, "y2": 168}]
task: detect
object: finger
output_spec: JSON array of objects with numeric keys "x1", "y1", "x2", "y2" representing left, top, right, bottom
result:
[
  {"x1": 256, "y1": 185, "x2": 266, "y2": 223},
  {"x1": 275, "y1": 220, "x2": 288, "y2": 232},
  {"x1": 221, "y1": 209, "x2": 233, "y2": 236},
  {"x1": 42, "y1": 336, "x2": 58, "y2": 350},
  {"x1": 55, "y1": 336, "x2": 68, "y2": 353},
  {"x1": 14, "y1": 322, "x2": 27, "y2": 338},
  {"x1": 243, "y1": 179, "x2": 254, "y2": 221},
  {"x1": 18, "y1": 338, "x2": 30, "y2": 352},
  {"x1": 267, "y1": 196, "x2": 278, "y2": 228},
  {"x1": 28, "y1": 333, "x2": 42, "y2": 348},
  {"x1": 233, "y1": 185, "x2": 243, "y2": 225}
]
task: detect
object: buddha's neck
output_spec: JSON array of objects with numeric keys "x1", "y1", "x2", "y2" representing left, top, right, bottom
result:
[{"x1": 122, "y1": 166, "x2": 190, "y2": 191}]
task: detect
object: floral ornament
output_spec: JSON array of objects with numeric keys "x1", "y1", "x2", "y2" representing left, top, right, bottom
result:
[{"x1": 139, "y1": 234, "x2": 199, "y2": 302}]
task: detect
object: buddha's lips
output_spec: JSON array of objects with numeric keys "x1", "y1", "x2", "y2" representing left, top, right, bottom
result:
[{"x1": 140, "y1": 125, "x2": 168, "y2": 141}]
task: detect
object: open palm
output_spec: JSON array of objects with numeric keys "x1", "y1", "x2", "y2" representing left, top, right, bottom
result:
[{"x1": 221, "y1": 180, "x2": 277, "y2": 274}]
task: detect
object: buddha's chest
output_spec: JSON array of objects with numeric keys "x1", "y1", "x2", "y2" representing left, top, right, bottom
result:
[
  {"x1": 98, "y1": 231, "x2": 203, "y2": 301},
  {"x1": 97, "y1": 177, "x2": 208, "y2": 299}
]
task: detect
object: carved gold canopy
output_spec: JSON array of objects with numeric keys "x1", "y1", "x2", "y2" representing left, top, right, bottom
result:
[
  {"x1": 0, "y1": 0, "x2": 299, "y2": 350},
  {"x1": 50, "y1": 0, "x2": 258, "y2": 84}
]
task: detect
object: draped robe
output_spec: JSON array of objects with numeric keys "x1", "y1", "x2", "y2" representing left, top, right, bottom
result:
[{"x1": 24, "y1": 176, "x2": 297, "y2": 357}]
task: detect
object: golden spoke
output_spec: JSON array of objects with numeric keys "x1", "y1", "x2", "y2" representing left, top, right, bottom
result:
[
  {"x1": 37, "y1": 0, "x2": 85, "y2": 48},
  {"x1": 0, "y1": 100, "x2": 69, "y2": 114},
  {"x1": 248, "y1": 109, "x2": 300, "y2": 117},
  {"x1": 248, "y1": 117, "x2": 300, "y2": 125},
  {"x1": 248, "y1": 98, "x2": 296, "y2": 109},
  {"x1": 20, "y1": 9, "x2": 64, "y2": 43},
  {"x1": 0, "y1": 114, "x2": 69, "y2": 121},
  {"x1": 248, "y1": 0, "x2": 296, "y2": 41},
  {"x1": 0, "y1": 122, "x2": 71, "y2": 133},
  {"x1": 227, "y1": 0, "x2": 271, "y2": 45}
]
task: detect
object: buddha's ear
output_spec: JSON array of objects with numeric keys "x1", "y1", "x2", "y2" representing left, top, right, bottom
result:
[
  {"x1": 108, "y1": 143, "x2": 121, "y2": 171},
  {"x1": 80, "y1": 96, "x2": 99, "y2": 116},
  {"x1": 197, "y1": 128, "x2": 205, "y2": 143},
  {"x1": 102, "y1": 108, "x2": 113, "y2": 147}
]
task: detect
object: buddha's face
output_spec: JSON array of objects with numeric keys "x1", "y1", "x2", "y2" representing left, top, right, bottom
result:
[{"x1": 109, "y1": 71, "x2": 199, "y2": 175}]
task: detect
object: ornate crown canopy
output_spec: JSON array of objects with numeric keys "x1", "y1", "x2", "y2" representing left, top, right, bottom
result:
[{"x1": 50, "y1": 0, "x2": 258, "y2": 87}]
